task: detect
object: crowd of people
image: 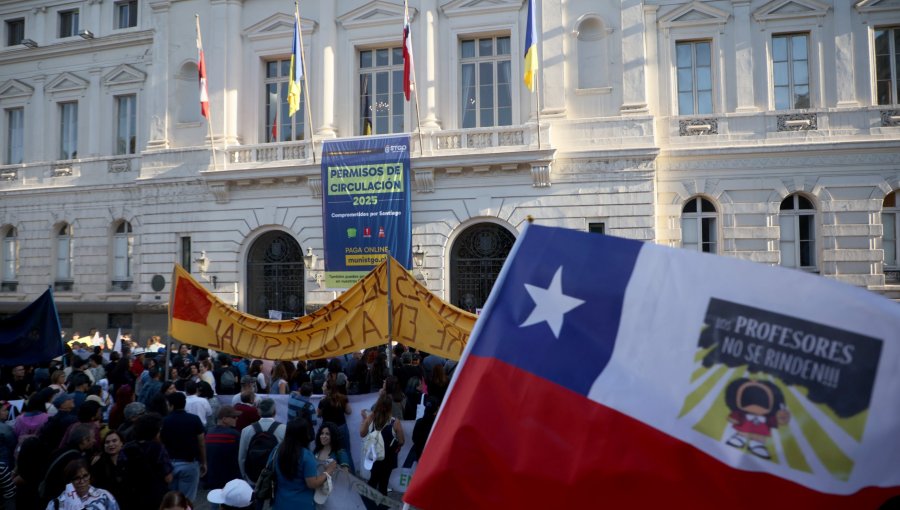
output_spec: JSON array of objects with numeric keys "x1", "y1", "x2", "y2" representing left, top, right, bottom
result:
[{"x1": 0, "y1": 335, "x2": 449, "y2": 510}]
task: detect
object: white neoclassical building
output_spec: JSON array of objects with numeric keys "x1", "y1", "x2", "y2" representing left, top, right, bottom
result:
[{"x1": 0, "y1": 0, "x2": 899, "y2": 339}]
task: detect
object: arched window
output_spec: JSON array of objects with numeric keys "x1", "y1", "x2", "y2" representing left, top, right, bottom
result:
[
  {"x1": 779, "y1": 194, "x2": 816, "y2": 269},
  {"x1": 450, "y1": 223, "x2": 516, "y2": 312},
  {"x1": 112, "y1": 221, "x2": 133, "y2": 286},
  {"x1": 176, "y1": 62, "x2": 203, "y2": 124},
  {"x1": 883, "y1": 191, "x2": 899, "y2": 269},
  {"x1": 576, "y1": 16, "x2": 608, "y2": 89},
  {"x1": 56, "y1": 223, "x2": 73, "y2": 284},
  {"x1": 1, "y1": 226, "x2": 17, "y2": 287},
  {"x1": 246, "y1": 231, "x2": 304, "y2": 319},
  {"x1": 681, "y1": 197, "x2": 717, "y2": 253}
]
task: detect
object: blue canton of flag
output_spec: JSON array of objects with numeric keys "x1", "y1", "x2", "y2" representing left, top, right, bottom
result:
[
  {"x1": 0, "y1": 288, "x2": 64, "y2": 365},
  {"x1": 469, "y1": 224, "x2": 642, "y2": 395}
]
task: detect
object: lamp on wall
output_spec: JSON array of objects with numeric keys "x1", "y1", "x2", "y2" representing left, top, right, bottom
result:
[
  {"x1": 194, "y1": 251, "x2": 216, "y2": 287},
  {"x1": 21, "y1": 38, "x2": 38, "y2": 48},
  {"x1": 303, "y1": 247, "x2": 323, "y2": 286},
  {"x1": 78, "y1": 29, "x2": 94, "y2": 39},
  {"x1": 412, "y1": 244, "x2": 429, "y2": 287}
]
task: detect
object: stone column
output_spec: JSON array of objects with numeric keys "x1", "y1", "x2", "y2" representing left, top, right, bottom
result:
[
  {"x1": 420, "y1": 0, "x2": 440, "y2": 129},
  {"x1": 643, "y1": 5, "x2": 659, "y2": 115},
  {"x1": 87, "y1": 68, "x2": 101, "y2": 156},
  {"x1": 540, "y1": 0, "x2": 565, "y2": 116},
  {"x1": 87, "y1": 0, "x2": 102, "y2": 35},
  {"x1": 31, "y1": 76, "x2": 45, "y2": 162},
  {"x1": 223, "y1": 0, "x2": 242, "y2": 145},
  {"x1": 317, "y1": 1, "x2": 336, "y2": 137},
  {"x1": 146, "y1": 0, "x2": 171, "y2": 149},
  {"x1": 620, "y1": 0, "x2": 648, "y2": 114},
  {"x1": 733, "y1": 0, "x2": 757, "y2": 112},
  {"x1": 834, "y1": 0, "x2": 857, "y2": 107}
]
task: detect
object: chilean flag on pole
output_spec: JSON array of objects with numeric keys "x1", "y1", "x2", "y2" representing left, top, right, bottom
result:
[
  {"x1": 402, "y1": 0, "x2": 415, "y2": 101},
  {"x1": 404, "y1": 224, "x2": 900, "y2": 509},
  {"x1": 196, "y1": 16, "x2": 210, "y2": 120}
]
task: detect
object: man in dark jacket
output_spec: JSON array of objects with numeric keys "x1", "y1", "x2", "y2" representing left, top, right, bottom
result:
[{"x1": 204, "y1": 405, "x2": 242, "y2": 508}]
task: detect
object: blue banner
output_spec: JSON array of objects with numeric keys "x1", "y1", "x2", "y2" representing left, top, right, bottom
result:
[
  {"x1": 321, "y1": 135, "x2": 412, "y2": 288},
  {"x1": 0, "y1": 288, "x2": 64, "y2": 365}
]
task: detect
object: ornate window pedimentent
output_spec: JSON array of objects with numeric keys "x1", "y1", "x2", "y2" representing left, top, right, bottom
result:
[
  {"x1": 45, "y1": 72, "x2": 88, "y2": 95},
  {"x1": 855, "y1": 0, "x2": 900, "y2": 14},
  {"x1": 338, "y1": 0, "x2": 418, "y2": 29},
  {"x1": 0, "y1": 80, "x2": 34, "y2": 101},
  {"x1": 658, "y1": 1, "x2": 730, "y2": 30},
  {"x1": 103, "y1": 64, "x2": 146, "y2": 88},
  {"x1": 753, "y1": 0, "x2": 830, "y2": 23},
  {"x1": 441, "y1": 0, "x2": 523, "y2": 19},
  {"x1": 244, "y1": 13, "x2": 317, "y2": 43}
]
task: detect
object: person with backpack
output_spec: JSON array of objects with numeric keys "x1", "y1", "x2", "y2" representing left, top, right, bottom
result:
[
  {"x1": 237, "y1": 398, "x2": 284, "y2": 488},
  {"x1": 307, "y1": 361, "x2": 328, "y2": 395},
  {"x1": 358, "y1": 394, "x2": 404, "y2": 510},
  {"x1": 271, "y1": 418, "x2": 335, "y2": 510},
  {"x1": 214, "y1": 356, "x2": 241, "y2": 396},
  {"x1": 287, "y1": 383, "x2": 317, "y2": 441}
]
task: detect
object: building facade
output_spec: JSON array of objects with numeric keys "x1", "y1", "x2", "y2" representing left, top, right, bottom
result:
[{"x1": 0, "y1": 0, "x2": 898, "y2": 339}]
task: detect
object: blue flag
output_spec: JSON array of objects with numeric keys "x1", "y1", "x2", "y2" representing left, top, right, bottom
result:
[{"x1": 0, "y1": 288, "x2": 64, "y2": 365}]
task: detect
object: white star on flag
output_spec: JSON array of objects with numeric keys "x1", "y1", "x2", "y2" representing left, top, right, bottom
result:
[{"x1": 519, "y1": 266, "x2": 585, "y2": 338}]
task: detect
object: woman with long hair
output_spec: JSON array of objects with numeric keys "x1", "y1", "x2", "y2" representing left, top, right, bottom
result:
[
  {"x1": 359, "y1": 394, "x2": 404, "y2": 509},
  {"x1": 158, "y1": 491, "x2": 193, "y2": 510},
  {"x1": 381, "y1": 376, "x2": 406, "y2": 420},
  {"x1": 199, "y1": 359, "x2": 216, "y2": 393},
  {"x1": 272, "y1": 419, "x2": 336, "y2": 510},
  {"x1": 90, "y1": 431, "x2": 126, "y2": 504},
  {"x1": 427, "y1": 363, "x2": 449, "y2": 404},
  {"x1": 313, "y1": 422, "x2": 350, "y2": 469},
  {"x1": 46, "y1": 459, "x2": 119, "y2": 510},
  {"x1": 269, "y1": 363, "x2": 288, "y2": 395},
  {"x1": 317, "y1": 380, "x2": 354, "y2": 472},
  {"x1": 249, "y1": 360, "x2": 268, "y2": 393}
]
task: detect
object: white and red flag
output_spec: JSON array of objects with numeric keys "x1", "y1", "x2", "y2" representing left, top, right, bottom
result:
[
  {"x1": 402, "y1": 0, "x2": 415, "y2": 101},
  {"x1": 196, "y1": 17, "x2": 210, "y2": 119}
]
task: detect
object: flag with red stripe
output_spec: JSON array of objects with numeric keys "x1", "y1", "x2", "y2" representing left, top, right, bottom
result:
[
  {"x1": 402, "y1": 0, "x2": 415, "y2": 101},
  {"x1": 196, "y1": 17, "x2": 210, "y2": 119}
]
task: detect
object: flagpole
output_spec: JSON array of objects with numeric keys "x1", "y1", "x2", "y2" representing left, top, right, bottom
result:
[
  {"x1": 405, "y1": 0, "x2": 425, "y2": 156},
  {"x1": 385, "y1": 252, "x2": 394, "y2": 377},
  {"x1": 535, "y1": 71, "x2": 542, "y2": 150},
  {"x1": 295, "y1": 2, "x2": 317, "y2": 164},
  {"x1": 196, "y1": 15, "x2": 219, "y2": 171}
]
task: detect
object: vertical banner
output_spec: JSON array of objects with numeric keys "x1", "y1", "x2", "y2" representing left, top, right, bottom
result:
[{"x1": 322, "y1": 135, "x2": 412, "y2": 288}]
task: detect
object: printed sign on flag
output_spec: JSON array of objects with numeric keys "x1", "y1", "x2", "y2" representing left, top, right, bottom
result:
[{"x1": 404, "y1": 224, "x2": 900, "y2": 509}]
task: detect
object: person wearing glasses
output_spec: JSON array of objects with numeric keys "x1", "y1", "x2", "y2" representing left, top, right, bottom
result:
[{"x1": 46, "y1": 459, "x2": 119, "y2": 510}]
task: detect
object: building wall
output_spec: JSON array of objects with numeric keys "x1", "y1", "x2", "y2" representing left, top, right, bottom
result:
[{"x1": 0, "y1": 0, "x2": 898, "y2": 341}]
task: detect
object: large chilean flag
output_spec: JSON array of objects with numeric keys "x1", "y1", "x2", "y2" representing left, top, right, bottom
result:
[{"x1": 403, "y1": 224, "x2": 900, "y2": 509}]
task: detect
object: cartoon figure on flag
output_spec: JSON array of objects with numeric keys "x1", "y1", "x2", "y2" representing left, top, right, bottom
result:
[
  {"x1": 683, "y1": 298, "x2": 883, "y2": 482},
  {"x1": 723, "y1": 378, "x2": 791, "y2": 460}
]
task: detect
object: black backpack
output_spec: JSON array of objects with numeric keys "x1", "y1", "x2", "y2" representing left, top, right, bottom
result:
[
  {"x1": 245, "y1": 422, "x2": 280, "y2": 483},
  {"x1": 219, "y1": 368, "x2": 237, "y2": 394},
  {"x1": 309, "y1": 368, "x2": 327, "y2": 395}
]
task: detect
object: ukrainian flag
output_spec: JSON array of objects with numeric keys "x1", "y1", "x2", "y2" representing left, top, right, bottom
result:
[
  {"x1": 287, "y1": 8, "x2": 303, "y2": 117},
  {"x1": 523, "y1": 0, "x2": 538, "y2": 91}
]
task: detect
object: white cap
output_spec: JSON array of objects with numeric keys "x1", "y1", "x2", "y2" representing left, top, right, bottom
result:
[{"x1": 207, "y1": 479, "x2": 253, "y2": 507}]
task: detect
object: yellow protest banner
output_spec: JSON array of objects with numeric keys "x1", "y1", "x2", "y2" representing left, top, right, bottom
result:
[{"x1": 168, "y1": 258, "x2": 476, "y2": 361}]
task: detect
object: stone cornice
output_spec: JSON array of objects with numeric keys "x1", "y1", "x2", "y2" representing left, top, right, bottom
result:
[{"x1": 0, "y1": 30, "x2": 154, "y2": 66}]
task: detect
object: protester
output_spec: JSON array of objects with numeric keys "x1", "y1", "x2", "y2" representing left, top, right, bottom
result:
[
  {"x1": 137, "y1": 366, "x2": 162, "y2": 406},
  {"x1": 272, "y1": 418, "x2": 335, "y2": 510},
  {"x1": 58, "y1": 400, "x2": 103, "y2": 451},
  {"x1": 40, "y1": 394, "x2": 77, "y2": 454},
  {"x1": 359, "y1": 394, "x2": 404, "y2": 510},
  {"x1": 287, "y1": 382, "x2": 318, "y2": 439},
  {"x1": 117, "y1": 401, "x2": 145, "y2": 443},
  {"x1": 184, "y1": 380, "x2": 212, "y2": 427},
  {"x1": 214, "y1": 356, "x2": 241, "y2": 396},
  {"x1": 204, "y1": 406, "x2": 242, "y2": 508},
  {"x1": 233, "y1": 392, "x2": 260, "y2": 432},
  {"x1": 41, "y1": 423, "x2": 96, "y2": 506},
  {"x1": 317, "y1": 379, "x2": 353, "y2": 471},
  {"x1": 238, "y1": 398, "x2": 284, "y2": 487},
  {"x1": 198, "y1": 380, "x2": 219, "y2": 428},
  {"x1": 313, "y1": 422, "x2": 351, "y2": 469},
  {"x1": 269, "y1": 363, "x2": 288, "y2": 395},
  {"x1": 0, "y1": 403, "x2": 15, "y2": 466},
  {"x1": 160, "y1": 392, "x2": 207, "y2": 501},
  {"x1": 249, "y1": 360, "x2": 268, "y2": 393},
  {"x1": 230, "y1": 376, "x2": 259, "y2": 406},
  {"x1": 412, "y1": 396, "x2": 439, "y2": 461},
  {"x1": 107, "y1": 385, "x2": 134, "y2": 430},
  {"x1": 427, "y1": 363, "x2": 449, "y2": 404},
  {"x1": 45, "y1": 459, "x2": 119, "y2": 510},
  {"x1": 89, "y1": 431, "x2": 127, "y2": 505},
  {"x1": 120, "y1": 413, "x2": 173, "y2": 510},
  {"x1": 199, "y1": 359, "x2": 216, "y2": 393},
  {"x1": 381, "y1": 376, "x2": 406, "y2": 420}
]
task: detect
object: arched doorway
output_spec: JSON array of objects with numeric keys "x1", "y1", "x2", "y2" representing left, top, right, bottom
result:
[
  {"x1": 450, "y1": 223, "x2": 515, "y2": 313},
  {"x1": 247, "y1": 231, "x2": 305, "y2": 319}
]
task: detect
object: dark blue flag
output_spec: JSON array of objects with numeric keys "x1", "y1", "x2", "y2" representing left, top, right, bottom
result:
[{"x1": 0, "y1": 288, "x2": 64, "y2": 365}]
